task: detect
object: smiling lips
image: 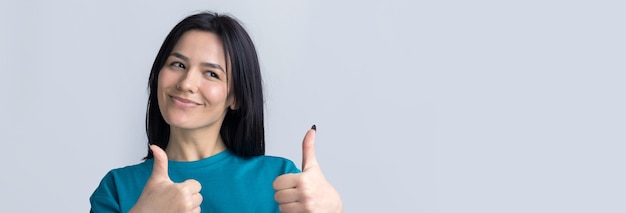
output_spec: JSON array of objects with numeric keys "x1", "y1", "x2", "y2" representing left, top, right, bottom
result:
[{"x1": 170, "y1": 95, "x2": 202, "y2": 108}]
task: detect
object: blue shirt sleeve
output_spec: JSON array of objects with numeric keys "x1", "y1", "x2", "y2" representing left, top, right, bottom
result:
[{"x1": 89, "y1": 171, "x2": 121, "y2": 213}]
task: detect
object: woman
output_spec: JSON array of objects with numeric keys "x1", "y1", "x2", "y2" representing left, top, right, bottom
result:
[{"x1": 90, "y1": 12, "x2": 343, "y2": 213}]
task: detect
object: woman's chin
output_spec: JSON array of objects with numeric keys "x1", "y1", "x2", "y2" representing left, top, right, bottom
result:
[{"x1": 164, "y1": 117, "x2": 197, "y2": 129}]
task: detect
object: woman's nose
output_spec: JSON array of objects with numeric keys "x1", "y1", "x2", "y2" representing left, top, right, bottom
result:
[{"x1": 176, "y1": 69, "x2": 200, "y2": 93}]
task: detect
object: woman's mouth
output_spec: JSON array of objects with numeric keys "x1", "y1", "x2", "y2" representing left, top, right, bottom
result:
[{"x1": 170, "y1": 95, "x2": 201, "y2": 108}]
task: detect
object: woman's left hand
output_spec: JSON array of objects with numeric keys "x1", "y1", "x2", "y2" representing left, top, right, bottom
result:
[{"x1": 273, "y1": 127, "x2": 344, "y2": 213}]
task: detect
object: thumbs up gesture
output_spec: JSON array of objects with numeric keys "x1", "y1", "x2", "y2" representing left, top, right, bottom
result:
[
  {"x1": 129, "y1": 145, "x2": 203, "y2": 213},
  {"x1": 273, "y1": 126, "x2": 344, "y2": 213}
]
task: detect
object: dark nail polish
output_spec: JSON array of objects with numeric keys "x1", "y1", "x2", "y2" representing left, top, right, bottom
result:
[{"x1": 311, "y1": 124, "x2": 317, "y2": 131}]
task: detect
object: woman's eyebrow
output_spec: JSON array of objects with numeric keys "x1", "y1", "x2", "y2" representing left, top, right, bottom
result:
[
  {"x1": 170, "y1": 52, "x2": 225, "y2": 73},
  {"x1": 201, "y1": 62, "x2": 225, "y2": 73},
  {"x1": 170, "y1": 52, "x2": 190, "y2": 62}
]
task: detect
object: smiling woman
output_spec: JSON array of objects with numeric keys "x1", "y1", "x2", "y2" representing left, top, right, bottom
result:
[{"x1": 89, "y1": 12, "x2": 343, "y2": 213}]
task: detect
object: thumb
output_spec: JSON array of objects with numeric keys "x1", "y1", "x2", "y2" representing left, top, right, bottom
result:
[
  {"x1": 302, "y1": 125, "x2": 318, "y2": 171},
  {"x1": 149, "y1": 145, "x2": 170, "y2": 181}
]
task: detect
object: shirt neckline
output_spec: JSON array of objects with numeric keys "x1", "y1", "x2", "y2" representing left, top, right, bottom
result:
[{"x1": 146, "y1": 149, "x2": 233, "y2": 169}]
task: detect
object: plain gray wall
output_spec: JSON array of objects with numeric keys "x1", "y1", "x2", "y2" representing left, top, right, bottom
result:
[{"x1": 1, "y1": 0, "x2": 624, "y2": 212}]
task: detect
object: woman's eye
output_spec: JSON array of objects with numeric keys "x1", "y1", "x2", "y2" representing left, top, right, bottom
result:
[
  {"x1": 205, "y1": 71, "x2": 219, "y2": 79},
  {"x1": 170, "y1": 62, "x2": 185, "y2": 69}
]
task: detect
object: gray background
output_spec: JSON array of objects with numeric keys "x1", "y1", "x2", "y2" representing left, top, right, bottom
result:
[{"x1": 1, "y1": 0, "x2": 624, "y2": 212}]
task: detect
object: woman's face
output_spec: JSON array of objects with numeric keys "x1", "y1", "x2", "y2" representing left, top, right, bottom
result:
[{"x1": 157, "y1": 30, "x2": 234, "y2": 131}]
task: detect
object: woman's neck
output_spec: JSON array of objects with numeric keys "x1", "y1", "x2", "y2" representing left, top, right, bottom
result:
[{"x1": 165, "y1": 126, "x2": 227, "y2": 161}]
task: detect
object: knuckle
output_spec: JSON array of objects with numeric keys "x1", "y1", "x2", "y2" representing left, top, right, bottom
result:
[
  {"x1": 297, "y1": 175, "x2": 309, "y2": 186},
  {"x1": 303, "y1": 200, "x2": 316, "y2": 212}
]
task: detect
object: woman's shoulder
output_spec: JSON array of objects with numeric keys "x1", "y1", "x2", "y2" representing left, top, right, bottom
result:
[
  {"x1": 97, "y1": 160, "x2": 152, "y2": 185},
  {"x1": 90, "y1": 161, "x2": 152, "y2": 210},
  {"x1": 252, "y1": 154, "x2": 293, "y2": 162}
]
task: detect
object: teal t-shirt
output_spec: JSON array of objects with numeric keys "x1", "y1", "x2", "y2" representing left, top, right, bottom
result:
[{"x1": 90, "y1": 150, "x2": 300, "y2": 213}]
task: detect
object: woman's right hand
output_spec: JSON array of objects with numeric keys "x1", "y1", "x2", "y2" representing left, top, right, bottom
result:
[{"x1": 129, "y1": 145, "x2": 203, "y2": 213}]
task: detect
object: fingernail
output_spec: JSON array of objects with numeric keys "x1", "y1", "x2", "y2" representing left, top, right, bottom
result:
[{"x1": 311, "y1": 124, "x2": 317, "y2": 131}]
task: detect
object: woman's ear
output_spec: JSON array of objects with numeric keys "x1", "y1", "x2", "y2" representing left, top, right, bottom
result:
[
  {"x1": 229, "y1": 103, "x2": 238, "y2": 110},
  {"x1": 226, "y1": 90, "x2": 238, "y2": 110},
  {"x1": 228, "y1": 96, "x2": 238, "y2": 110}
]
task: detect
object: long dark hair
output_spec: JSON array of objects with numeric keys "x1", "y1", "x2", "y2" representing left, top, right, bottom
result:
[{"x1": 144, "y1": 12, "x2": 264, "y2": 159}]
